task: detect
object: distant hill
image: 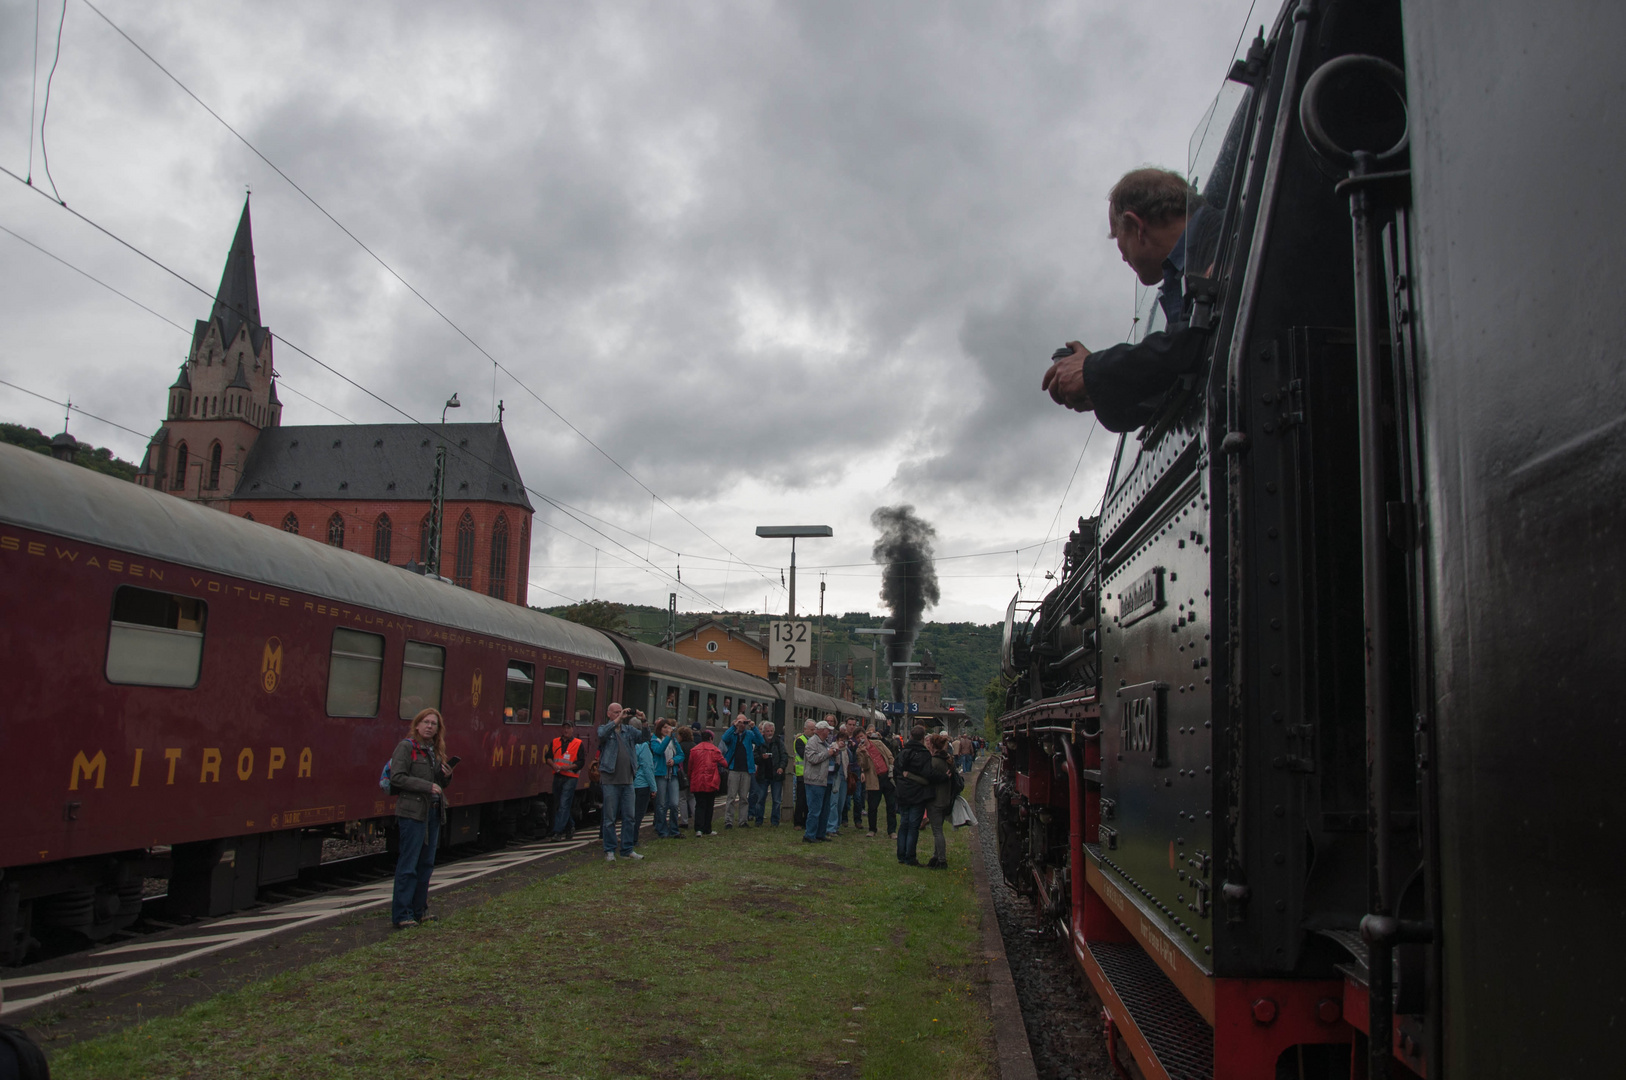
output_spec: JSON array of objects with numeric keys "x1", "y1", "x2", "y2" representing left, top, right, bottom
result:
[
  {"x1": 538, "y1": 601, "x2": 1001, "y2": 721},
  {"x1": 1, "y1": 422, "x2": 139, "y2": 482}
]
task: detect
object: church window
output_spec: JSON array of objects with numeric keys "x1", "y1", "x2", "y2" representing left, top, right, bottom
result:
[
  {"x1": 172, "y1": 442, "x2": 189, "y2": 490},
  {"x1": 518, "y1": 518, "x2": 530, "y2": 601},
  {"x1": 327, "y1": 513, "x2": 345, "y2": 548},
  {"x1": 373, "y1": 514, "x2": 393, "y2": 562},
  {"x1": 488, "y1": 513, "x2": 509, "y2": 601},
  {"x1": 282, "y1": 512, "x2": 299, "y2": 534},
  {"x1": 454, "y1": 511, "x2": 475, "y2": 589},
  {"x1": 207, "y1": 443, "x2": 222, "y2": 490},
  {"x1": 419, "y1": 512, "x2": 434, "y2": 566}
]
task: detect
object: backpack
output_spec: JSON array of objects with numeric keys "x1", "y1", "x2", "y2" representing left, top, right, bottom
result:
[
  {"x1": 378, "y1": 759, "x2": 394, "y2": 793},
  {"x1": 0, "y1": 1023, "x2": 49, "y2": 1080},
  {"x1": 950, "y1": 766, "x2": 966, "y2": 797}
]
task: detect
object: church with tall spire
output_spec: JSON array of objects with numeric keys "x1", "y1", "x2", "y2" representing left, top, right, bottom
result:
[
  {"x1": 137, "y1": 197, "x2": 281, "y2": 503},
  {"x1": 136, "y1": 198, "x2": 535, "y2": 605}
]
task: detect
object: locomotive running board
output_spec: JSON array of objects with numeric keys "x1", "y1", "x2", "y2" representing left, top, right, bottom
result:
[{"x1": 1080, "y1": 937, "x2": 1215, "y2": 1080}]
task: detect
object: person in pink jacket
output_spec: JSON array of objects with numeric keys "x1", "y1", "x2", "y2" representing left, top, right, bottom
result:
[{"x1": 686, "y1": 730, "x2": 727, "y2": 836}]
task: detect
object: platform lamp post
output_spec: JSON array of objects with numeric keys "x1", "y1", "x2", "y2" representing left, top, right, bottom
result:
[
  {"x1": 854, "y1": 628, "x2": 895, "y2": 715},
  {"x1": 426, "y1": 393, "x2": 460, "y2": 579},
  {"x1": 893, "y1": 661, "x2": 921, "y2": 735},
  {"x1": 755, "y1": 525, "x2": 832, "y2": 746}
]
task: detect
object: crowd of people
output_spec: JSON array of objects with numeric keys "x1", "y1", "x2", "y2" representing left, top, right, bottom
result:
[
  {"x1": 383, "y1": 702, "x2": 983, "y2": 928},
  {"x1": 570, "y1": 704, "x2": 978, "y2": 870}
]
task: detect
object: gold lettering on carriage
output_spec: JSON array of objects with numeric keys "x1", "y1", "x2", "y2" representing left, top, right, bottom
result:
[{"x1": 66, "y1": 746, "x2": 314, "y2": 791}]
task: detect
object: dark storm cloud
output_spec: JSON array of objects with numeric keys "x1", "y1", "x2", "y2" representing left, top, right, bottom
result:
[{"x1": 0, "y1": 0, "x2": 1253, "y2": 615}]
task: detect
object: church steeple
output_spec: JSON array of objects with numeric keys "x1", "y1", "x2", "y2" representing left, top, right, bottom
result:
[{"x1": 211, "y1": 197, "x2": 262, "y2": 351}]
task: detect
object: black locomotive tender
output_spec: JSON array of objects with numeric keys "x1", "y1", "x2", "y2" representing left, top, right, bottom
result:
[{"x1": 995, "y1": 1, "x2": 1625, "y2": 1078}]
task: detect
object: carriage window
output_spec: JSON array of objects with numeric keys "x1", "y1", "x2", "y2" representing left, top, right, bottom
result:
[
  {"x1": 505, "y1": 661, "x2": 535, "y2": 724},
  {"x1": 541, "y1": 666, "x2": 569, "y2": 720},
  {"x1": 397, "y1": 641, "x2": 445, "y2": 719},
  {"x1": 663, "y1": 684, "x2": 681, "y2": 720},
  {"x1": 686, "y1": 689, "x2": 699, "y2": 725},
  {"x1": 576, "y1": 672, "x2": 598, "y2": 721},
  {"x1": 328, "y1": 628, "x2": 384, "y2": 717},
  {"x1": 722, "y1": 695, "x2": 733, "y2": 718},
  {"x1": 106, "y1": 586, "x2": 207, "y2": 687},
  {"x1": 706, "y1": 693, "x2": 719, "y2": 724}
]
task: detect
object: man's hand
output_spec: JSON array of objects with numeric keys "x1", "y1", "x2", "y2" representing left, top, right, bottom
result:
[{"x1": 1042, "y1": 341, "x2": 1094, "y2": 412}]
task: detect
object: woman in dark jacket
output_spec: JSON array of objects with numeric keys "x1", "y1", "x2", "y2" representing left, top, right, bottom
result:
[{"x1": 391, "y1": 708, "x2": 455, "y2": 928}]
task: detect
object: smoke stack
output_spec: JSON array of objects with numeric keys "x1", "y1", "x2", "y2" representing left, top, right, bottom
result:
[{"x1": 870, "y1": 505, "x2": 940, "y2": 702}]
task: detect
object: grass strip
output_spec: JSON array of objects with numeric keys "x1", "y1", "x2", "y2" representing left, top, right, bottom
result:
[{"x1": 51, "y1": 812, "x2": 995, "y2": 1079}]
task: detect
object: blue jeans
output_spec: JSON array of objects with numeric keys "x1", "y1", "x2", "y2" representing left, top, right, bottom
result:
[
  {"x1": 896, "y1": 803, "x2": 925, "y2": 864},
  {"x1": 826, "y1": 770, "x2": 845, "y2": 834},
  {"x1": 601, "y1": 782, "x2": 637, "y2": 855},
  {"x1": 393, "y1": 814, "x2": 440, "y2": 924},
  {"x1": 803, "y1": 784, "x2": 830, "y2": 841},
  {"x1": 751, "y1": 773, "x2": 783, "y2": 824},
  {"x1": 654, "y1": 774, "x2": 681, "y2": 837},
  {"x1": 551, "y1": 775, "x2": 579, "y2": 837}
]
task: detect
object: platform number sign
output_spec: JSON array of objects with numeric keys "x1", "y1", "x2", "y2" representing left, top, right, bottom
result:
[{"x1": 770, "y1": 621, "x2": 812, "y2": 668}]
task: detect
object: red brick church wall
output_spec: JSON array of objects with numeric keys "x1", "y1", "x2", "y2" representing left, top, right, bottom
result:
[{"x1": 234, "y1": 497, "x2": 531, "y2": 606}]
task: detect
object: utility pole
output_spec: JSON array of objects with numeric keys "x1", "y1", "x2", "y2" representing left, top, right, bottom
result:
[
  {"x1": 667, "y1": 592, "x2": 677, "y2": 649},
  {"x1": 817, "y1": 577, "x2": 826, "y2": 693}
]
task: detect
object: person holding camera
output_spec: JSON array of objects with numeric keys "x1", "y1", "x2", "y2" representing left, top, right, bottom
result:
[
  {"x1": 597, "y1": 703, "x2": 649, "y2": 862},
  {"x1": 720, "y1": 712, "x2": 763, "y2": 828},
  {"x1": 801, "y1": 721, "x2": 836, "y2": 843},
  {"x1": 391, "y1": 708, "x2": 456, "y2": 927},
  {"x1": 751, "y1": 720, "x2": 787, "y2": 826}
]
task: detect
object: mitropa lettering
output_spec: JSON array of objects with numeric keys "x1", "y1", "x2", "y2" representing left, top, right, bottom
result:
[{"x1": 68, "y1": 746, "x2": 314, "y2": 791}]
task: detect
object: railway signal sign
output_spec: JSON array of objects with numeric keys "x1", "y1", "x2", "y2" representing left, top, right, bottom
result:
[
  {"x1": 769, "y1": 620, "x2": 812, "y2": 667},
  {"x1": 881, "y1": 701, "x2": 919, "y2": 716}
]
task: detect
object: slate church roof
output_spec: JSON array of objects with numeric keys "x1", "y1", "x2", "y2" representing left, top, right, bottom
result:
[{"x1": 232, "y1": 422, "x2": 533, "y2": 511}]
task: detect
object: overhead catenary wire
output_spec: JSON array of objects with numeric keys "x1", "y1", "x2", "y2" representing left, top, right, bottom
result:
[
  {"x1": 75, "y1": 0, "x2": 777, "y2": 595},
  {"x1": 37, "y1": 0, "x2": 69, "y2": 201}
]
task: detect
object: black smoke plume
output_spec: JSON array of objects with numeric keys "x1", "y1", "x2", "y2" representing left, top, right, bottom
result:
[{"x1": 870, "y1": 505, "x2": 941, "y2": 703}]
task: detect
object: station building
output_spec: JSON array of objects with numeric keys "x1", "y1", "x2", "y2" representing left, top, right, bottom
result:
[{"x1": 135, "y1": 198, "x2": 534, "y2": 604}]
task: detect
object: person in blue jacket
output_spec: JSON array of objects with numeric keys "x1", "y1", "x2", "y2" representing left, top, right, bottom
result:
[
  {"x1": 631, "y1": 714, "x2": 657, "y2": 849},
  {"x1": 719, "y1": 713, "x2": 764, "y2": 828},
  {"x1": 649, "y1": 718, "x2": 685, "y2": 839}
]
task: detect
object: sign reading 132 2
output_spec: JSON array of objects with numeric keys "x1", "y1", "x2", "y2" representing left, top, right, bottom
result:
[{"x1": 769, "y1": 621, "x2": 812, "y2": 668}]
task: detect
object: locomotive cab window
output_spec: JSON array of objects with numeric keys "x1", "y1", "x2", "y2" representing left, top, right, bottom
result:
[
  {"x1": 327, "y1": 628, "x2": 384, "y2": 717},
  {"x1": 105, "y1": 585, "x2": 207, "y2": 688},
  {"x1": 576, "y1": 672, "x2": 598, "y2": 722},
  {"x1": 398, "y1": 641, "x2": 445, "y2": 719},
  {"x1": 541, "y1": 666, "x2": 568, "y2": 721},
  {"x1": 505, "y1": 661, "x2": 535, "y2": 724}
]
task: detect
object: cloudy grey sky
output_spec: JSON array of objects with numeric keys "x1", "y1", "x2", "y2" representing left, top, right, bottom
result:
[{"x1": 0, "y1": 0, "x2": 1260, "y2": 623}]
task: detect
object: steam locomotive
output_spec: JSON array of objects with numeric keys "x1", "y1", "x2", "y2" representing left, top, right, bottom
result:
[
  {"x1": 0, "y1": 441, "x2": 872, "y2": 966},
  {"x1": 995, "y1": 1, "x2": 1625, "y2": 1077}
]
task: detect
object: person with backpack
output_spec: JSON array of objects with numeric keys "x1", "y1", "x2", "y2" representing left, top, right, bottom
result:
[
  {"x1": 390, "y1": 708, "x2": 456, "y2": 928},
  {"x1": 923, "y1": 733, "x2": 959, "y2": 870},
  {"x1": 545, "y1": 712, "x2": 588, "y2": 840},
  {"x1": 650, "y1": 719, "x2": 685, "y2": 839},
  {"x1": 685, "y1": 729, "x2": 727, "y2": 835},
  {"x1": 858, "y1": 728, "x2": 896, "y2": 838},
  {"x1": 892, "y1": 725, "x2": 934, "y2": 866}
]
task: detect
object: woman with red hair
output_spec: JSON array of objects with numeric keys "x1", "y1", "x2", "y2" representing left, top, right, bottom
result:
[{"x1": 390, "y1": 708, "x2": 456, "y2": 928}]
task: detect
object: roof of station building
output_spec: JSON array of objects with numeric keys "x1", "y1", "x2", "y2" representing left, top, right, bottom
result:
[{"x1": 231, "y1": 422, "x2": 533, "y2": 511}]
